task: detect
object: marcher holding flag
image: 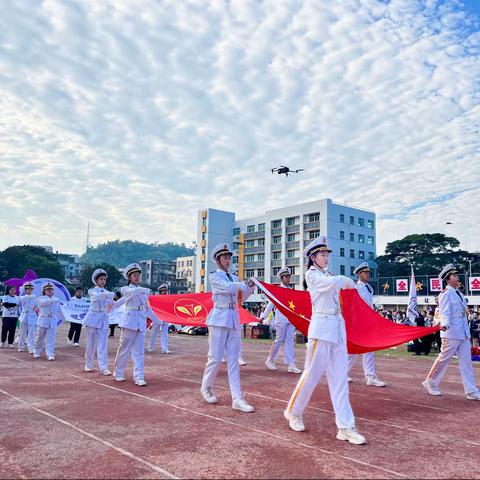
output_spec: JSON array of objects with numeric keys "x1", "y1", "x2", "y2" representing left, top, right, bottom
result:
[{"x1": 284, "y1": 236, "x2": 366, "y2": 445}]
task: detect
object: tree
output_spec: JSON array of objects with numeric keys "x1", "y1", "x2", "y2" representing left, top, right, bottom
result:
[
  {"x1": 80, "y1": 240, "x2": 194, "y2": 268},
  {"x1": 376, "y1": 234, "x2": 480, "y2": 277},
  {"x1": 79, "y1": 264, "x2": 123, "y2": 291},
  {"x1": 0, "y1": 246, "x2": 65, "y2": 282}
]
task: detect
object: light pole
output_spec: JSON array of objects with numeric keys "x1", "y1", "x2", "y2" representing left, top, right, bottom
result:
[{"x1": 467, "y1": 259, "x2": 473, "y2": 296}]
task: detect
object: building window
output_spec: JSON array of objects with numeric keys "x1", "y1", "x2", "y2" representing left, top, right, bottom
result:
[
  {"x1": 257, "y1": 253, "x2": 265, "y2": 262},
  {"x1": 350, "y1": 266, "x2": 355, "y2": 275},
  {"x1": 257, "y1": 268, "x2": 264, "y2": 277},
  {"x1": 350, "y1": 232, "x2": 354, "y2": 242},
  {"x1": 289, "y1": 266, "x2": 296, "y2": 275},
  {"x1": 202, "y1": 217, "x2": 207, "y2": 226},
  {"x1": 358, "y1": 218, "x2": 365, "y2": 227},
  {"x1": 358, "y1": 234, "x2": 365, "y2": 243},
  {"x1": 272, "y1": 251, "x2": 281, "y2": 260},
  {"x1": 245, "y1": 254, "x2": 255, "y2": 262},
  {"x1": 350, "y1": 215, "x2": 354, "y2": 225},
  {"x1": 287, "y1": 249, "x2": 296, "y2": 258},
  {"x1": 273, "y1": 267, "x2": 280, "y2": 275},
  {"x1": 367, "y1": 219, "x2": 374, "y2": 229},
  {"x1": 245, "y1": 269, "x2": 255, "y2": 278},
  {"x1": 287, "y1": 233, "x2": 296, "y2": 242},
  {"x1": 350, "y1": 249, "x2": 355, "y2": 259},
  {"x1": 233, "y1": 227, "x2": 240, "y2": 236},
  {"x1": 258, "y1": 223, "x2": 265, "y2": 232},
  {"x1": 258, "y1": 238, "x2": 265, "y2": 246},
  {"x1": 359, "y1": 250, "x2": 365, "y2": 259},
  {"x1": 233, "y1": 242, "x2": 239, "y2": 250},
  {"x1": 340, "y1": 265, "x2": 345, "y2": 275},
  {"x1": 309, "y1": 230, "x2": 319, "y2": 239},
  {"x1": 272, "y1": 236, "x2": 281, "y2": 244},
  {"x1": 340, "y1": 213, "x2": 345, "y2": 223},
  {"x1": 232, "y1": 256, "x2": 238, "y2": 264},
  {"x1": 308, "y1": 213, "x2": 319, "y2": 222},
  {"x1": 368, "y1": 252, "x2": 375, "y2": 260},
  {"x1": 272, "y1": 219, "x2": 282, "y2": 229},
  {"x1": 286, "y1": 217, "x2": 296, "y2": 226},
  {"x1": 368, "y1": 236, "x2": 375, "y2": 245},
  {"x1": 202, "y1": 233, "x2": 205, "y2": 241},
  {"x1": 246, "y1": 239, "x2": 255, "y2": 247},
  {"x1": 201, "y1": 261, "x2": 205, "y2": 269},
  {"x1": 340, "y1": 231, "x2": 345, "y2": 240},
  {"x1": 247, "y1": 225, "x2": 255, "y2": 233},
  {"x1": 340, "y1": 248, "x2": 345, "y2": 257},
  {"x1": 371, "y1": 268, "x2": 375, "y2": 278}
]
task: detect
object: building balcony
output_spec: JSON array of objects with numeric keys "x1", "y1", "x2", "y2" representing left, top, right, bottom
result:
[
  {"x1": 286, "y1": 225, "x2": 300, "y2": 234},
  {"x1": 271, "y1": 227, "x2": 283, "y2": 236},
  {"x1": 271, "y1": 259, "x2": 283, "y2": 267},
  {"x1": 286, "y1": 241, "x2": 300, "y2": 249},
  {"x1": 286, "y1": 257, "x2": 300, "y2": 266},
  {"x1": 304, "y1": 221, "x2": 320, "y2": 231},
  {"x1": 270, "y1": 274, "x2": 300, "y2": 283},
  {"x1": 244, "y1": 246, "x2": 265, "y2": 254},
  {"x1": 244, "y1": 231, "x2": 266, "y2": 240},
  {"x1": 243, "y1": 261, "x2": 265, "y2": 269},
  {"x1": 271, "y1": 243, "x2": 282, "y2": 251}
]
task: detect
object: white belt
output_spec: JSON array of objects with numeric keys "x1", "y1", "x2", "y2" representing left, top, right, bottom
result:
[
  {"x1": 214, "y1": 304, "x2": 236, "y2": 310},
  {"x1": 313, "y1": 308, "x2": 340, "y2": 315},
  {"x1": 125, "y1": 307, "x2": 147, "y2": 312}
]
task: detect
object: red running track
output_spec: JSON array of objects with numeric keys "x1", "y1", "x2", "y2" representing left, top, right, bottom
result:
[{"x1": 1, "y1": 325, "x2": 479, "y2": 479}]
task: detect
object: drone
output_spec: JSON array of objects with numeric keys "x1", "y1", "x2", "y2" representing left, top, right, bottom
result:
[{"x1": 271, "y1": 166, "x2": 304, "y2": 177}]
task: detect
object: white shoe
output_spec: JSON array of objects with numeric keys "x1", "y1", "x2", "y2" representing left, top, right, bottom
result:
[
  {"x1": 238, "y1": 357, "x2": 247, "y2": 366},
  {"x1": 201, "y1": 387, "x2": 218, "y2": 404},
  {"x1": 146, "y1": 348, "x2": 154, "y2": 353},
  {"x1": 8, "y1": 344, "x2": 14, "y2": 349},
  {"x1": 135, "y1": 379, "x2": 148, "y2": 387},
  {"x1": 29, "y1": 350, "x2": 34, "y2": 354},
  {"x1": 336, "y1": 428, "x2": 366, "y2": 445},
  {"x1": 365, "y1": 376, "x2": 386, "y2": 387},
  {"x1": 47, "y1": 356, "x2": 55, "y2": 361},
  {"x1": 422, "y1": 380, "x2": 442, "y2": 396},
  {"x1": 466, "y1": 391, "x2": 480, "y2": 401},
  {"x1": 222, "y1": 358, "x2": 226, "y2": 363},
  {"x1": 84, "y1": 366, "x2": 94, "y2": 372},
  {"x1": 100, "y1": 369, "x2": 112, "y2": 376},
  {"x1": 73, "y1": 343, "x2": 80, "y2": 347},
  {"x1": 284, "y1": 410, "x2": 305, "y2": 432},
  {"x1": 288, "y1": 365, "x2": 302, "y2": 374},
  {"x1": 232, "y1": 398, "x2": 254, "y2": 413},
  {"x1": 67, "y1": 338, "x2": 73, "y2": 346},
  {"x1": 265, "y1": 358, "x2": 277, "y2": 371},
  {"x1": 34, "y1": 354, "x2": 40, "y2": 359},
  {"x1": 347, "y1": 377, "x2": 353, "y2": 383},
  {"x1": 18, "y1": 348, "x2": 25, "y2": 352},
  {"x1": 115, "y1": 375, "x2": 126, "y2": 382},
  {"x1": 0, "y1": 342, "x2": 4, "y2": 348},
  {"x1": 161, "y1": 349, "x2": 171, "y2": 354}
]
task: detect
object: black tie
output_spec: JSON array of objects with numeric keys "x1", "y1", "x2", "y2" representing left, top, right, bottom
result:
[
  {"x1": 226, "y1": 272, "x2": 233, "y2": 282},
  {"x1": 456, "y1": 290, "x2": 463, "y2": 301},
  {"x1": 366, "y1": 284, "x2": 373, "y2": 294}
]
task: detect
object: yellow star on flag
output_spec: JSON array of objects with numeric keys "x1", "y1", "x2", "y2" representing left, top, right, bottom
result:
[{"x1": 288, "y1": 300, "x2": 296, "y2": 311}]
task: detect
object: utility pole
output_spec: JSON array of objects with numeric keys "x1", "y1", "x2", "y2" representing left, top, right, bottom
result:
[{"x1": 86, "y1": 221, "x2": 91, "y2": 252}]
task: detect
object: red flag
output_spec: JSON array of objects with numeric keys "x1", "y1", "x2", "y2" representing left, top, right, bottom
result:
[
  {"x1": 148, "y1": 292, "x2": 257, "y2": 327},
  {"x1": 253, "y1": 280, "x2": 440, "y2": 354}
]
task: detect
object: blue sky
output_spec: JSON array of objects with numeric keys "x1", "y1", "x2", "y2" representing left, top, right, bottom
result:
[{"x1": 0, "y1": 0, "x2": 479, "y2": 256}]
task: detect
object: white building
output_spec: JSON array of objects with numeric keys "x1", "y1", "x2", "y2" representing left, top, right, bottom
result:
[
  {"x1": 195, "y1": 199, "x2": 377, "y2": 301},
  {"x1": 176, "y1": 255, "x2": 196, "y2": 292}
]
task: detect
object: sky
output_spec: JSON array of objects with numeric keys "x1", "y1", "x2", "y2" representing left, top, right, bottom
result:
[{"x1": 0, "y1": 0, "x2": 479, "y2": 256}]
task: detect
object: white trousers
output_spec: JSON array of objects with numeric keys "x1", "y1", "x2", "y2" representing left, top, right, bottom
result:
[
  {"x1": 34, "y1": 326, "x2": 57, "y2": 357},
  {"x1": 287, "y1": 338, "x2": 355, "y2": 429},
  {"x1": 202, "y1": 326, "x2": 242, "y2": 400},
  {"x1": 114, "y1": 328, "x2": 146, "y2": 381},
  {"x1": 348, "y1": 352, "x2": 377, "y2": 378},
  {"x1": 148, "y1": 321, "x2": 169, "y2": 351},
  {"x1": 268, "y1": 322, "x2": 296, "y2": 366},
  {"x1": 85, "y1": 326, "x2": 109, "y2": 371},
  {"x1": 18, "y1": 321, "x2": 36, "y2": 352},
  {"x1": 426, "y1": 337, "x2": 478, "y2": 395}
]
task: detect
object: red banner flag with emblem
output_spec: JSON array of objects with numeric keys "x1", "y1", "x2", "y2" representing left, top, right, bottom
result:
[
  {"x1": 253, "y1": 280, "x2": 440, "y2": 354},
  {"x1": 148, "y1": 292, "x2": 257, "y2": 327}
]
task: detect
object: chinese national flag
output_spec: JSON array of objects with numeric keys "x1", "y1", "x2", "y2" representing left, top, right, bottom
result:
[
  {"x1": 253, "y1": 280, "x2": 440, "y2": 354},
  {"x1": 148, "y1": 292, "x2": 257, "y2": 327}
]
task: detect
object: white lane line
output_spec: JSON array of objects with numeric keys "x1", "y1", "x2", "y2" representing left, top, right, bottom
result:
[
  {"x1": 2, "y1": 356, "x2": 407, "y2": 479},
  {"x1": 0, "y1": 387, "x2": 179, "y2": 480},
  {"x1": 146, "y1": 368, "x2": 480, "y2": 447}
]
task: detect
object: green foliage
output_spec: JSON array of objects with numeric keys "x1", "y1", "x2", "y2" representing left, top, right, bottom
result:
[
  {"x1": 377, "y1": 233, "x2": 480, "y2": 277},
  {"x1": 79, "y1": 264, "x2": 123, "y2": 291},
  {"x1": 80, "y1": 240, "x2": 193, "y2": 268},
  {"x1": 0, "y1": 245, "x2": 65, "y2": 282}
]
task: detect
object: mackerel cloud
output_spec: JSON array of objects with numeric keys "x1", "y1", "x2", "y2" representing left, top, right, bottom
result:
[{"x1": 0, "y1": 0, "x2": 479, "y2": 254}]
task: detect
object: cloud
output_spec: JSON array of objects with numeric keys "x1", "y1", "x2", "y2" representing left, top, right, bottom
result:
[{"x1": 0, "y1": 0, "x2": 479, "y2": 256}]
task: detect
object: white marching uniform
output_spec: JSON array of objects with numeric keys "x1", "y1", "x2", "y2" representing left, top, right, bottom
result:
[
  {"x1": 83, "y1": 286, "x2": 114, "y2": 371},
  {"x1": 148, "y1": 317, "x2": 169, "y2": 352},
  {"x1": 18, "y1": 294, "x2": 38, "y2": 353},
  {"x1": 426, "y1": 286, "x2": 479, "y2": 395},
  {"x1": 34, "y1": 296, "x2": 65, "y2": 358},
  {"x1": 287, "y1": 267, "x2": 356, "y2": 429},
  {"x1": 262, "y1": 285, "x2": 297, "y2": 367},
  {"x1": 114, "y1": 285, "x2": 158, "y2": 381},
  {"x1": 348, "y1": 280, "x2": 377, "y2": 379},
  {"x1": 201, "y1": 269, "x2": 253, "y2": 400}
]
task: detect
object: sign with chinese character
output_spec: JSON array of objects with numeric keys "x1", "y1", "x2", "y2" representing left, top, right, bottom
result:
[
  {"x1": 469, "y1": 277, "x2": 480, "y2": 292},
  {"x1": 396, "y1": 279, "x2": 408, "y2": 293},
  {"x1": 430, "y1": 278, "x2": 442, "y2": 292}
]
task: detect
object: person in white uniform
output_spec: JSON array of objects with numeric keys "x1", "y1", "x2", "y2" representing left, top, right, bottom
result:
[
  {"x1": 83, "y1": 269, "x2": 114, "y2": 376},
  {"x1": 347, "y1": 262, "x2": 386, "y2": 387},
  {"x1": 284, "y1": 236, "x2": 366, "y2": 445},
  {"x1": 18, "y1": 281, "x2": 38, "y2": 353},
  {"x1": 200, "y1": 243, "x2": 255, "y2": 413},
  {"x1": 114, "y1": 263, "x2": 158, "y2": 386},
  {"x1": 263, "y1": 267, "x2": 302, "y2": 374},
  {"x1": 34, "y1": 282, "x2": 65, "y2": 360},
  {"x1": 423, "y1": 264, "x2": 480, "y2": 400},
  {"x1": 147, "y1": 283, "x2": 170, "y2": 354}
]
